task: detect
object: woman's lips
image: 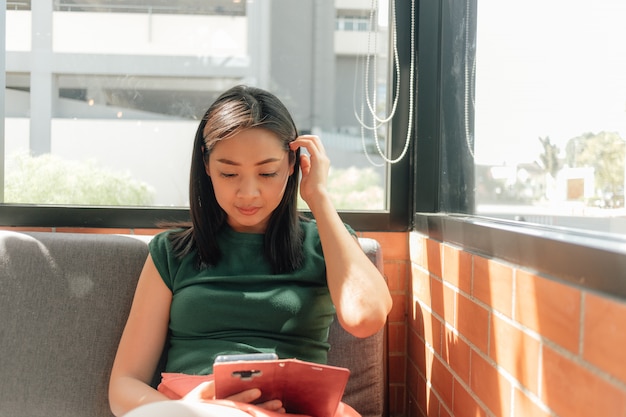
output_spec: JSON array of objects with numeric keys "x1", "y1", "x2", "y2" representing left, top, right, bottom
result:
[{"x1": 237, "y1": 206, "x2": 260, "y2": 216}]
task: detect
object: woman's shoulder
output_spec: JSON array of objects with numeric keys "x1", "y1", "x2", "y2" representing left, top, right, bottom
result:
[
  {"x1": 148, "y1": 228, "x2": 188, "y2": 258},
  {"x1": 149, "y1": 228, "x2": 176, "y2": 248}
]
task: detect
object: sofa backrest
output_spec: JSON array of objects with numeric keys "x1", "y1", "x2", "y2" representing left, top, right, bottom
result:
[{"x1": 0, "y1": 231, "x2": 386, "y2": 417}]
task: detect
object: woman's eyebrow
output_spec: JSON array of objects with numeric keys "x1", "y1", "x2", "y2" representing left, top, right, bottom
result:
[{"x1": 215, "y1": 157, "x2": 282, "y2": 166}]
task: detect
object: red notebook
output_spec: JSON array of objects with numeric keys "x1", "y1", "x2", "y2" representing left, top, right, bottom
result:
[{"x1": 214, "y1": 357, "x2": 350, "y2": 417}]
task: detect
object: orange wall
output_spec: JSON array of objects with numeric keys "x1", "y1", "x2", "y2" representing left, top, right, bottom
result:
[
  {"x1": 408, "y1": 231, "x2": 626, "y2": 417},
  {"x1": 361, "y1": 231, "x2": 411, "y2": 416}
]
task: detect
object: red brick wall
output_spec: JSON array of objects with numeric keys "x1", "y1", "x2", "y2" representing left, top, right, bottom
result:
[
  {"x1": 409, "y1": 232, "x2": 626, "y2": 417},
  {"x1": 362, "y1": 232, "x2": 411, "y2": 417}
]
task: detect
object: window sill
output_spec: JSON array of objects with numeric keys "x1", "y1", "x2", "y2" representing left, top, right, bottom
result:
[
  {"x1": 414, "y1": 212, "x2": 626, "y2": 300},
  {"x1": 0, "y1": 204, "x2": 409, "y2": 232}
]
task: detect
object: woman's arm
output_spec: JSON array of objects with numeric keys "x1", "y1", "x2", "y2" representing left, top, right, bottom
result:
[
  {"x1": 290, "y1": 136, "x2": 393, "y2": 338},
  {"x1": 109, "y1": 255, "x2": 285, "y2": 416},
  {"x1": 108, "y1": 255, "x2": 173, "y2": 416}
]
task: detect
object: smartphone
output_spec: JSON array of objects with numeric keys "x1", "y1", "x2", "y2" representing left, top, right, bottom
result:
[
  {"x1": 214, "y1": 352, "x2": 278, "y2": 364},
  {"x1": 213, "y1": 355, "x2": 350, "y2": 417}
]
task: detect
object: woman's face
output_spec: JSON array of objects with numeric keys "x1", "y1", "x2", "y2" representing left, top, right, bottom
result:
[{"x1": 206, "y1": 127, "x2": 294, "y2": 234}]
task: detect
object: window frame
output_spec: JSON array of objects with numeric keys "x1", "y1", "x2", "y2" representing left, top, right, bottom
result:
[{"x1": 414, "y1": 0, "x2": 626, "y2": 300}]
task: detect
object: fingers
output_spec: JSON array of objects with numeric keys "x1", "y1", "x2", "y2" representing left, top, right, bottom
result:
[
  {"x1": 255, "y1": 399, "x2": 285, "y2": 413},
  {"x1": 182, "y1": 380, "x2": 215, "y2": 401},
  {"x1": 289, "y1": 135, "x2": 326, "y2": 159},
  {"x1": 183, "y1": 381, "x2": 284, "y2": 411},
  {"x1": 226, "y1": 388, "x2": 262, "y2": 404},
  {"x1": 289, "y1": 135, "x2": 329, "y2": 174},
  {"x1": 229, "y1": 391, "x2": 284, "y2": 412}
]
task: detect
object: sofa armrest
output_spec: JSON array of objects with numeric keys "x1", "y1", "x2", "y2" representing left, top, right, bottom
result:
[{"x1": 0, "y1": 231, "x2": 149, "y2": 417}]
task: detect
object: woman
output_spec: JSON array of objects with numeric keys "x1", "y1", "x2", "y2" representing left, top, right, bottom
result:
[{"x1": 108, "y1": 85, "x2": 392, "y2": 417}]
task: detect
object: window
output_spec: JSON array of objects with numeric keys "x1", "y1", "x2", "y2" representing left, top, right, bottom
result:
[
  {"x1": 474, "y1": 0, "x2": 626, "y2": 235},
  {"x1": 2, "y1": 0, "x2": 412, "y2": 230},
  {"x1": 413, "y1": 0, "x2": 626, "y2": 298}
]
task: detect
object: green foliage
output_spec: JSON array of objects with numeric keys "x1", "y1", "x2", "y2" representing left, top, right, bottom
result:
[
  {"x1": 565, "y1": 131, "x2": 625, "y2": 198},
  {"x1": 5, "y1": 151, "x2": 155, "y2": 206},
  {"x1": 298, "y1": 166, "x2": 384, "y2": 210}
]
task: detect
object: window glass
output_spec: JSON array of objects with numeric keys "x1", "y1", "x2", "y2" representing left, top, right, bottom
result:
[
  {"x1": 475, "y1": 0, "x2": 626, "y2": 234},
  {"x1": 4, "y1": 0, "x2": 391, "y2": 210}
]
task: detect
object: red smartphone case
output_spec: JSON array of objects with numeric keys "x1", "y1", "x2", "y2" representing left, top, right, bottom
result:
[{"x1": 214, "y1": 358, "x2": 350, "y2": 417}]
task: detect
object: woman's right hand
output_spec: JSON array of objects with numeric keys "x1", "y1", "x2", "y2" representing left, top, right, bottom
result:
[{"x1": 183, "y1": 380, "x2": 286, "y2": 413}]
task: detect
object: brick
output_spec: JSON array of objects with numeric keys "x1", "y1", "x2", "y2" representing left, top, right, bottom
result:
[
  {"x1": 407, "y1": 356, "x2": 427, "y2": 417},
  {"x1": 388, "y1": 322, "x2": 407, "y2": 355},
  {"x1": 389, "y1": 384, "x2": 407, "y2": 416},
  {"x1": 431, "y1": 354, "x2": 454, "y2": 411},
  {"x1": 388, "y1": 354, "x2": 407, "y2": 385},
  {"x1": 431, "y1": 277, "x2": 457, "y2": 328},
  {"x1": 515, "y1": 270, "x2": 581, "y2": 353},
  {"x1": 0, "y1": 226, "x2": 54, "y2": 232},
  {"x1": 489, "y1": 314, "x2": 540, "y2": 394},
  {"x1": 443, "y1": 326, "x2": 471, "y2": 384},
  {"x1": 409, "y1": 233, "x2": 427, "y2": 268},
  {"x1": 541, "y1": 345, "x2": 626, "y2": 417},
  {"x1": 411, "y1": 234, "x2": 442, "y2": 278},
  {"x1": 442, "y1": 245, "x2": 472, "y2": 294},
  {"x1": 132, "y1": 228, "x2": 162, "y2": 235},
  {"x1": 457, "y1": 293, "x2": 490, "y2": 354},
  {"x1": 411, "y1": 264, "x2": 432, "y2": 307},
  {"x1": 388, "y1": 292, "x2": 408, "y2": 323},
  {"x1": 363, "y1": 231, "x2": 409, "y2": 260},
  {"x1": 513, "y1": 388, "x2": 551, "y2": 417},
  {"x1": 408, "y1": 326, "x2": 427, "y2": 377},
  {"x1": 473, "y1": 257, "x2": 513, "y2": 317},
  {"x1": 56, "y1": 227, "x2": 132, "y2": 234},
  {"x1": 409, "y1": 297, "x2": 425, "y2": 336},
  {"x1": 453, "y1": 379, "x2": 488, "y2": 417},
  {"x1": 425, "y1": 238, "x2": 443, "y2": 278},
  {"x1": 583, "y1": 292, "x2": 626, "y2": 383},
  {"x1": 470, "y1": 351, "x2": 512, "y2": 417},
  {"x1": 384, "y1": 260, "x2": 409, "y2": 292},
  {"x1": 422, "y1": 303, "x2": 443, "y2": 354}
]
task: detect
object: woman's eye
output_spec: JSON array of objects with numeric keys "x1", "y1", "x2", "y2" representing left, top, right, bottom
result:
[
  {"x1": 261, "y1": 172, "x2": 278, "y2": 178},
  {"x1": 220, "y1": 173, "x2": 236, "y2": 178}
]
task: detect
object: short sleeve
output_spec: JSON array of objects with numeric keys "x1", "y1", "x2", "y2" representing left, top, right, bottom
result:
[{"x1": 148, "y1": 231, "x2": 178, "y2": 291}]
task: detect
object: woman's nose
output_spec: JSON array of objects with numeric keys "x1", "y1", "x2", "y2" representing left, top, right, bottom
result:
[{"x1": 237, "y1": 177, "x2": 260, "y2": 197}]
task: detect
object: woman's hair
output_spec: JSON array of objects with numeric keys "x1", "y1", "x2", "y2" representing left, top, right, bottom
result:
[{"x1": 168, "y1": 85, "x2": 305, "y2": 273}]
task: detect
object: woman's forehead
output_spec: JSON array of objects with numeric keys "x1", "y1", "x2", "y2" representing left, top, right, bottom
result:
[{"x1": 209, "y1": 128, "x2": 288, "y2": 162}]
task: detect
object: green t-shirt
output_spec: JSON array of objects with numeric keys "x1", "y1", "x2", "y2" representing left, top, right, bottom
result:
[{"x1": 149, "y1": 219, "x2": 350, "y2": 375}]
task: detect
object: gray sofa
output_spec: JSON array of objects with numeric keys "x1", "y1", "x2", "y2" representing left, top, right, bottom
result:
[{"x1": 0, "y1": 231, "x2": 387, "y2": 417}]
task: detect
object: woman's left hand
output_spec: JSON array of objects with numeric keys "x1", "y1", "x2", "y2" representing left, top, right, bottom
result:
[
  {"x1": 289, "y1": 135, "x2": 330, "y2": 207},
  {"x1": 183, "y1": 381, "x2": 286, "y2": 413}
]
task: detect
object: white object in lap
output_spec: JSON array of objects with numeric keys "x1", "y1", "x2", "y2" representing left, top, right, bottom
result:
[{"x1": 123, "y1": 401, "x2": 252, "y2": 417}]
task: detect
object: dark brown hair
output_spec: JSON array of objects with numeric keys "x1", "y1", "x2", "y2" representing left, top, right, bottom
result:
[{"x1": 168, "y1": 85, "x2": 304, "y2": 273}]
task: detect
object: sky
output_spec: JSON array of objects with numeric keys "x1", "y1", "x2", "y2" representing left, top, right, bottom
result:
[{"x1": 474, "y1": 0, "x2": 626, "y2": 166}]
